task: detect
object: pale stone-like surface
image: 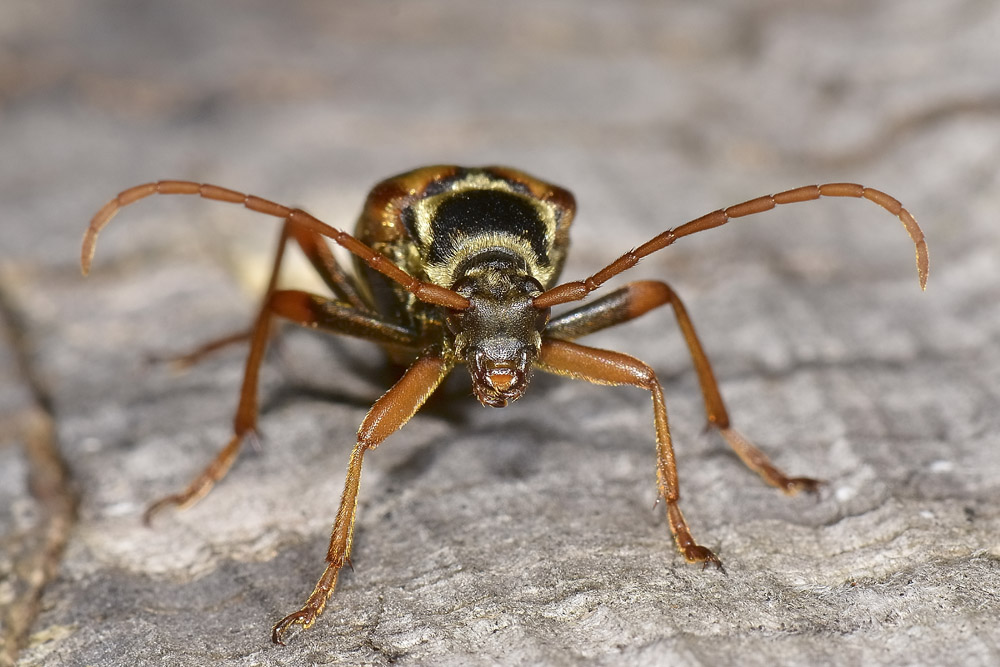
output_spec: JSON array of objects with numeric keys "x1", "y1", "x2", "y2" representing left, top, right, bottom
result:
[{"x1": 2, "y1": 1, "x2": 999, "y2": 665}]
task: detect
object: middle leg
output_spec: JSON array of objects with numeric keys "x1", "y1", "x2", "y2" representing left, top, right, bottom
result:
[
  {"x1": 545, "y1": 280, "x2": 819, "y2": 494},
  {"x1": 157, "y1": 216, "x2": 370, "y2": 369}
]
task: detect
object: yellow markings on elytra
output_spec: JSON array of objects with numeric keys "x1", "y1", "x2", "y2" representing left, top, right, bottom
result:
[{"x1": 409, "y1": 172, "x2": 561, "y2": 288}]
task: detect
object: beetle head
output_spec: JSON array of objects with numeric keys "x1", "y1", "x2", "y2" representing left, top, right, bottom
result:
[{"x1": 448, "y1": 256, "x2": 549, "y2": 408}]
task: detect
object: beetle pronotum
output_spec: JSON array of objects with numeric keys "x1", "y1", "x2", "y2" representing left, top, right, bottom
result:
[{"x1": 82, "y1": 165, "x2": 927, "y2": 644}]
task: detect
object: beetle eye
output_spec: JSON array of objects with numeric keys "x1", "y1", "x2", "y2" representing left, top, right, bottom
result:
[{"x1": 522, "y1": 276, "x2": 543, "y2": 295}]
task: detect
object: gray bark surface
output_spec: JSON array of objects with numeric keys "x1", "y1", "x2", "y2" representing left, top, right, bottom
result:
[{"x1": 1, "y1": 2, "x2": 998, "y2": 665}]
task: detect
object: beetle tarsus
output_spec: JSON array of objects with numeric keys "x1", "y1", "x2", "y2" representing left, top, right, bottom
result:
[
  {"x1": 142, "y1": 494, "x2": 183, "y2": 526},
  {"x1": 784, "y1": 476, "x2": 824, "y2": 495},
  {"x1": 271, "y1": 610, "x2": 311, "y2": 646}
]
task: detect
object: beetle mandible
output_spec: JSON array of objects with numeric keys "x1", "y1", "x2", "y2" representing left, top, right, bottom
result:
[{"x1": 81, "y1": 165, "x2": 929, "y2": 644}]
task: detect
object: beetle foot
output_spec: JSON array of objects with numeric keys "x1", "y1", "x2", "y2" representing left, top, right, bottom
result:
[
  {"x1": 271, "y1": 563, "x2": 341, "y2": 645},
  {"x1": 782, "y1": 476, "x2": 824, "y2": 495},
  {"x1": 271, "y1": 608, "x2": 316, "y2": 646},
  {"x1": 683, "y1": 543, "x2": 725, "y2": 572},
  {"x1": 142, "y1": 493, "x2": 184, "y2": 526}
]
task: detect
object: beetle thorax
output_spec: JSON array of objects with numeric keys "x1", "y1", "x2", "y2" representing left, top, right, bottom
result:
[{"x1": 448, "y1": 256, "x2": 549, "y2": 408}]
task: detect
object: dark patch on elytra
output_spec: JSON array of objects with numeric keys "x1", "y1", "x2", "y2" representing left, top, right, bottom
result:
[{"x1": 427, "y1": 190, "x2": 550, "y2": 266}]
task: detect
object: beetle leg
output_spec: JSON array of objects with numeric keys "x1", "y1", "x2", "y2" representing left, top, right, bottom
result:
[
  {"x1": 271, "y1": 353, "x2": 452, "y2": 645},
  {"x1": 285, "y1": 216, "x2": 370, "y2": 313},
  {"x1": 546, "y1": 279, "x2": 684, "y2": 340},
  {"x1": 151, "y1": 329, "x2": 255, "y2": 370},
  {"x1": 155, "y1": 218, "x2": 371, "y2": 369},
  {"x1": 536, "y1": 338, "x2": 722, "y2": 569},
  {"x1": 546, "y1": 280, "x2": 819, "y2": 494},
  {"x1": 143, "y1": 289, "x2": 419, "y2": 524},
  {"x1": 267, "y1": 290, "x2": 416, "y2": 347}
]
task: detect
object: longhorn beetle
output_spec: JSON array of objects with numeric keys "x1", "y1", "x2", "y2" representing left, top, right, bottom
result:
[{"x1": 82, "y1": 165, "x2": 928, "y2": 644}]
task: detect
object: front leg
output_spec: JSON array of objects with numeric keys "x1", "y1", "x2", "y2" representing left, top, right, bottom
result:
[
  {"x1": 271, "y1": 353, "x2": 452, "y2": 645},
  {"x1": 536, "y1": 338, "x2": 721, "y2": 569},
  {"x1": 143, "y1": 290, "x2": 419, "y2": 524}
]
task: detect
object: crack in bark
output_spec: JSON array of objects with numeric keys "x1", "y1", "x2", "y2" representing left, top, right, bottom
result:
[{"x1": 0, "y1": 283, "x2": 78, "y2": 667}]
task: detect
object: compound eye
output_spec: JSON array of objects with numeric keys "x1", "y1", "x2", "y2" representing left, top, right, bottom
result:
[{"x1": 522, "y1": 276, "x2": 544, "y2": 295}]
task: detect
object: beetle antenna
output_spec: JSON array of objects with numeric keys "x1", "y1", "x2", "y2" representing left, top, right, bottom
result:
[
  {"x1": 82, "y1": 181, "x2": 470, "y2": 310},
  {"x1": 534, "y1": 183, "x2": 928, "y2": 309}
]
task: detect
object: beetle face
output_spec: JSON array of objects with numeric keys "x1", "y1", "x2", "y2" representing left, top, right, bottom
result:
[{"x1": 449, "y1": 261, "x2": 549, "y2": 408}]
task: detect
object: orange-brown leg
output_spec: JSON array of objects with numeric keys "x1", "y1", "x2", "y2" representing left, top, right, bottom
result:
[
  {"x1": 546, "y1": 280, "x2": 819, "y2": 494},
  {"x1": 536, "y1": 338, "x2": 721, "y2": 568},
  {"x1": 143, "y1": 218, "x2": 302, "y2": 520},
  {"x1": 149, "y1": 329, "x2": 254, "y2": 370},
  {"x1": 153, "y1": 217, "x2": 370, "y2": 370},
  {"x1": 143, "y1": 294, "x2": 275, "y2": 523},
  {"x1": 271, "y1": 354, "x2": 452, "y2": 645},
  {"x1": 143, "y1": 287, "x2": 418, "y2": 524}
]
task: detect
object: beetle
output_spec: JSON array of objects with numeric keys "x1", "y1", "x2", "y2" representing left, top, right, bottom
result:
[{"x1": 81, "y1": 165, "x2": 928, "y2": 644}]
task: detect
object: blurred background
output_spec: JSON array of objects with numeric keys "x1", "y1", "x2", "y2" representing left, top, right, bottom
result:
[{"x1": 2, "y1": 1, "x2": 998, "y2": 665}]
